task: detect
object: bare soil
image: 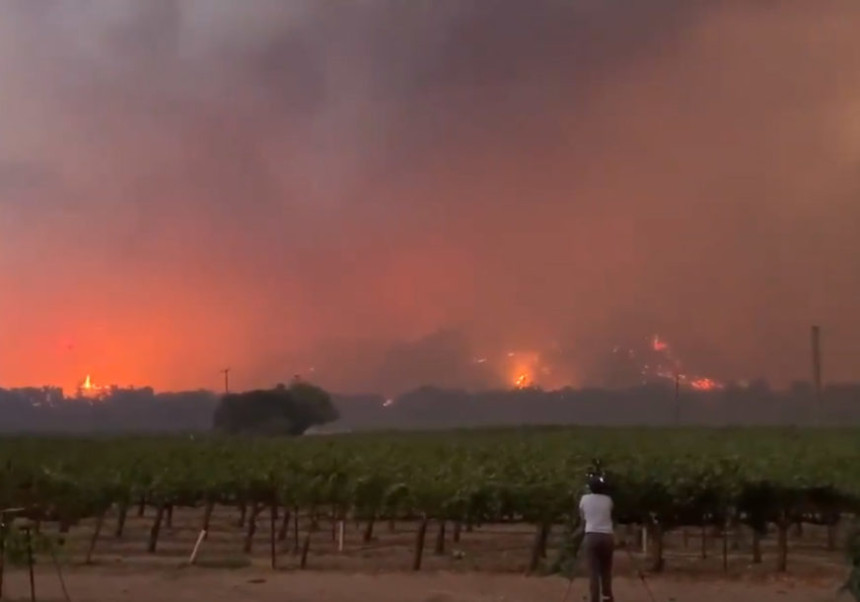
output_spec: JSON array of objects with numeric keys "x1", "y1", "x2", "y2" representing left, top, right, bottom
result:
[
  {"x1": 0, "y1": 566, "x2": 848, "y2": 602},
  {"x1": 0, "y1": 506, "x2": 850, "y2": 601}
]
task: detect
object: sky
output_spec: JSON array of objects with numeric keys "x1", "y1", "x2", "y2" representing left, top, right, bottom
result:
[{"x1": 1, "y1": 0, "x2": 859, "y2": 395}]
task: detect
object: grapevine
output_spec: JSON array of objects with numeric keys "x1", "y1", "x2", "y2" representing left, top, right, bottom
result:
[{"x1": 0, "y1": 427, "x2": 856, "y2": 575}]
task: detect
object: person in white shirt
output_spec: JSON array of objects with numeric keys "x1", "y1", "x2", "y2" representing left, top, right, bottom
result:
[{"x1": 579, "y1": 474, "x2": 615, "y2": 602}]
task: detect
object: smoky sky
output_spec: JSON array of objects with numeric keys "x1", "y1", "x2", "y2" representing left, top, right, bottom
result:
[{"x1": 1, "y1": 0, "x2": 859, "y2": 395}]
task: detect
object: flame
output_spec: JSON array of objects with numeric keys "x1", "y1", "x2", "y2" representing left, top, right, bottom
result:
[
  {"x1": 641, "y1": 334, "x2": 724, "y2": 391},
  {"x1": 506, "y1": 350, "x2": 541, "y2": 389},
  {"x1": 651, "y1": 335, "x2": 669, "y2": 352},
  {"x1": 514, "y1": 373, "x2": 531, "y2": 389},
  {"x1": 77, "y1": 374, "x2": 110, "y2": 399},
  {"x1": 689, "y1": 377, "x2": 720, "y2": 391}
]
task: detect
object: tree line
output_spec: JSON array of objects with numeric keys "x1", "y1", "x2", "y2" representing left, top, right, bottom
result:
[{"x1": 0, "y1": 380, "x2": 858, "y2": 433}]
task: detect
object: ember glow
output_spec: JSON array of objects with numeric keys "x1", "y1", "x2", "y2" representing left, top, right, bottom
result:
[
  {"x1": 507, "y1": 351, "x2": 541, "y2": 390},
  {"x1": 643, "y1": 335, "x2": 724, "y2": 391},
  {"x1": 651, "y1": 335, "x2": 669, "y2": 352},
  {"x1": 514, "y1": 373, "x2": 531, "y2": 389},
  {"x1": 689, "y1": 378, "x2": 720, "y2": 391}
]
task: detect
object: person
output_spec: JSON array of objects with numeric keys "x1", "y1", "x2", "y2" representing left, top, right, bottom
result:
[{"x1": 579, "y1": 473, "x2": 615, "y2": 602}]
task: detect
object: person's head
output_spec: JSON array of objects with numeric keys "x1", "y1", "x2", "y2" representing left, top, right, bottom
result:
[{"x1": 587, "y1": 473, "x2": 610, "y2": 495}]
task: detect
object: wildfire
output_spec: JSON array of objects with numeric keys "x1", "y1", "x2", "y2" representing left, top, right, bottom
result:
[
  {"x1": 506, "y1": 350, "x2": 541, "y2": 390},
  {"x1": 474, "y1": 337, "x2": 718, "y2": 392},
  {"x1": 689, "y1": 377, "x2": 720, "y2": 391},
  {"x1": 643, "y1": 335, "x2": 724, "y2": 391},
  {"x1": 77, "y1": 374, "x2": 110, "y2": 399}
]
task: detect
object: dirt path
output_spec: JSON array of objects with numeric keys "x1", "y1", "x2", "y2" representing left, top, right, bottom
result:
[{"x1": 0, "y1": 567, "x2": 848, "y2": 602}]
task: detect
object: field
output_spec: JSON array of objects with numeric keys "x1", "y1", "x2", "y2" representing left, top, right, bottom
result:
[{"x1": 0, "y1": 427, "x2": 857, "y2": 601}]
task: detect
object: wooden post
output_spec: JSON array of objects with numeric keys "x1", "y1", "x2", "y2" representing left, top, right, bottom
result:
[
  {"x1": 221, "y1": 368, "x2": 231, "y2": 394},
  {"x1": 189, "y1": 530, "x2": 206, "y2": 565}
]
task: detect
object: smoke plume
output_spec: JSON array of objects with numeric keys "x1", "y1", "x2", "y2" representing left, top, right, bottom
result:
[{"x1": 1, "y1": 0, "x2": 859, "y2": 394}]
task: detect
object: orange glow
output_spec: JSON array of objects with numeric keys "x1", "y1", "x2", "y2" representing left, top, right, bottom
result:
[
  {"x1": 689, "y1": 377, "x2": 720, "y2": 391},
  {"x1": 507, "y1": 350, "x2": 541, "y2": 389},
  {"x1": 645, "y1": 334, "x2": 724, "y2": 391},
  {"x1": 651, "y1": 335, "x2": 669, "y2": 352},
  {"x1": 3, "y1": 1, "x2": 860, "y2": 397}
]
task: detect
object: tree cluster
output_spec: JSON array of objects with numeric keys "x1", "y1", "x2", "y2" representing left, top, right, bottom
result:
[{"x1": 212, "y1": 382, "x2": 339, "y2": 436}]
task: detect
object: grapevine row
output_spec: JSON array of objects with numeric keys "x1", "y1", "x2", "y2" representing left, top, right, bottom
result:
[{"x1": 0, "y1": 427, "x2": 857, "y2": 572}]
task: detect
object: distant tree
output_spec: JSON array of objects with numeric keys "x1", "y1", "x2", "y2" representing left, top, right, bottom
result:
[{"x1": 212, "y1": 381, "x2": 339, "y2": 436}]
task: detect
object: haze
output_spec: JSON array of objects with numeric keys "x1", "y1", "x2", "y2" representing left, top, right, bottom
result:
[{"x1": 1, "y1": 0, "x2": 859, "y2": 396}]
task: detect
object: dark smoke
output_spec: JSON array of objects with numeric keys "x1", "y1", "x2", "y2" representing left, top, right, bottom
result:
[{"x1": 1, "y1": 0, "x2": 859, "y2": 394}]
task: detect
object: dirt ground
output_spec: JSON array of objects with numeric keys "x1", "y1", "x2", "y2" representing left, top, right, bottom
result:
[
  {"x1": 0, "y1": 506, "x2": 852, "y2": 601},
  {"x1": 0, "y1": 566, "x2": 849, "y2": 602}
]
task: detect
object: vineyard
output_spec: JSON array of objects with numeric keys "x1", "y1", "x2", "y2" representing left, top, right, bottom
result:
[{"x1": 0, "y1": 427, "x2": 858, "y2": 581}]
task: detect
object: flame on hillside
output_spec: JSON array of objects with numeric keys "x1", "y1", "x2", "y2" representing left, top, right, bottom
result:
[
  {"x1": 514, "y1": 373, "x2": 531, "y2": 389},
  {"x1": 644, "y1": 335, "x2": 723, "y2": 391},
  {"x1": 507, "y1": 351, "x2": 541, "y2": 390}
]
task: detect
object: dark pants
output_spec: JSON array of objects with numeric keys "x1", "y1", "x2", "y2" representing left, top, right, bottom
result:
[{"x1": 583, "y1": 532, "x2": 614, "y2": 602}]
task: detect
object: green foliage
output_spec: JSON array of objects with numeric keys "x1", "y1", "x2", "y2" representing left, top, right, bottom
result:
[
  {"x1": 550, "y1": 511, "x2": 583, "y2": 578},
  {"x1": 0, "y1": 427, "x2": 856, "y2": 544},
  {"x1": 212, "y1": 382, "x2": 339, "y2": 436},
  {"x1": 1, "y1": 526, "x2": 61, "y2": 566}
]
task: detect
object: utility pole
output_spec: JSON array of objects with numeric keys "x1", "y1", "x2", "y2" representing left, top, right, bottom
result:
[
  {"x1": 221, "y1": 368, "x2": 230, "y2": 394},
  {"x1": 674, "y1": 373, "x2": 681, "y2": 425},
  {"x1": 811, "y1": 326, "x2": 822, "y2": 426}
]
